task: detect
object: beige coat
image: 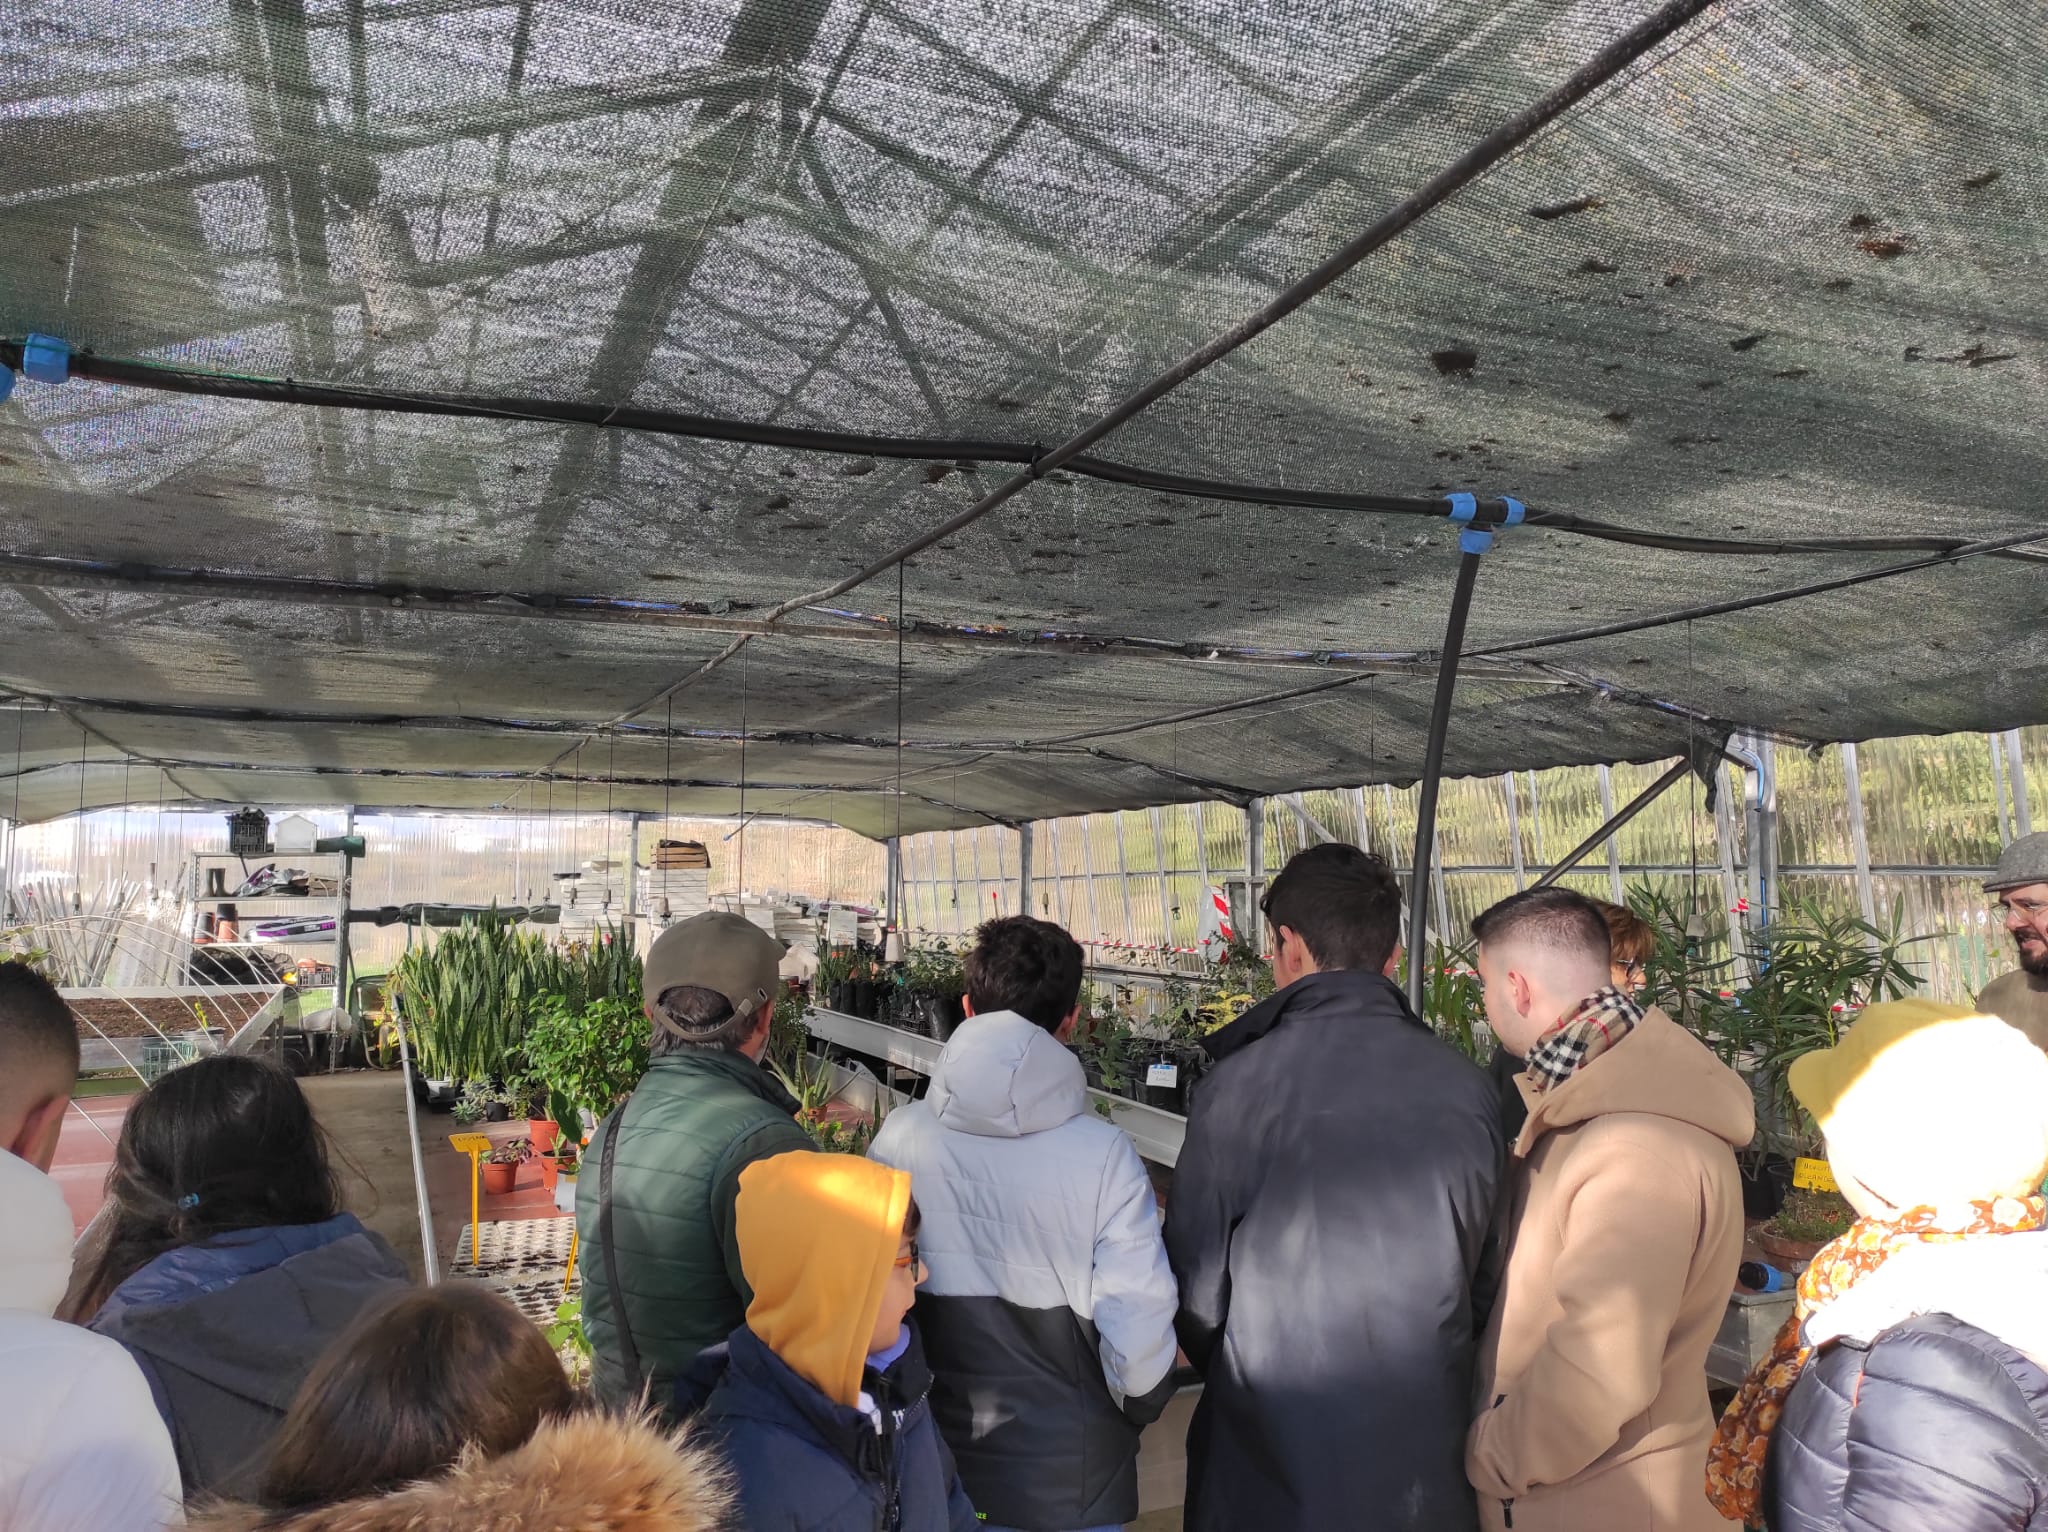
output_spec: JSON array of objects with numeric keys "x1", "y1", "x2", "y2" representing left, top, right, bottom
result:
[{"x1": 1467, "y1": 1009, "x2": 1753, "y2": 1532}]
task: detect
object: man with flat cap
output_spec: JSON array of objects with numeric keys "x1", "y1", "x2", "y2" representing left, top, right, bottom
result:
[
  {"x1": 1979, "y1": 830, "x2": 2048, "y2": 1052},
  {"x1": 576, "y1": 911, "x2": 811, "y2": 1410}
]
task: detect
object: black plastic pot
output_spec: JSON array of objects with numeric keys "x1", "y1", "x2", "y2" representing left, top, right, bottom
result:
[
  {"x1": 1139, "y1": 1055, "x2": 1188, "y2": 1115},
  {"x1": 484, "y1": 1101, "x2": 511, "y2": 1123},
  {"x1": 851, "y1": 979, "x2": 877, "y2": 1019},
  {"x1": 1740, "y1": 1152, "x2": 1795, "y2": 1220},
  {"x1": 829, "y1": 981, "x2": 851, "y2": 1014}
]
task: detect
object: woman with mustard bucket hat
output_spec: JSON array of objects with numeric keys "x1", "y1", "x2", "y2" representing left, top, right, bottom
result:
[{"x1": 1706, "y1": 999, "x2": 2048, "y2": 1530}]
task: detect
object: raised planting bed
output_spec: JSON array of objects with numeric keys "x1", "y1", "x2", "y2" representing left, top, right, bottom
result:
[{"x1": 65, "y1": 987, "x2": 281, "y2": 1040}]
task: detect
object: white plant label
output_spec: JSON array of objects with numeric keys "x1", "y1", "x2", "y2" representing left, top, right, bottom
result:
[{"x1": 1145, "y1": 1062, "x2": 1180, "y2": 1088}]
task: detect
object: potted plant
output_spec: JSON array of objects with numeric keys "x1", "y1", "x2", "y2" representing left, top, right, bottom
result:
[
  {"x1": 451, "y1": 1088, "x2": 485, "y2": 1126},
  {"x1": 770, "y1": 1046, "x2": 840, "y2": 1125},
  {"x1": 1639, "y1": 891, "x2": 1926, "y2": 1250},
  {"x1": 521, "y1": 993, "x2": 652, "y2": 1133},
  {"x1": 481, "y1": 1137, "x2": 532, "y2": 1196},
  {"x1": 551, "y1": 1142, "x2": 580, "y2": 1213},
  {"x1": 814, "y1": 949, "x2": 856, "y2": 1014},
  {"x1": 904, "y1": 942, "x2": 968, "y2": 1039}
]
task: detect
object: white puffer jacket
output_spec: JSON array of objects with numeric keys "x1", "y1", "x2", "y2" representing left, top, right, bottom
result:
[
  {"x1": 869, "y1": 1010, "x2": 1178, "y2": 1530},
  {"x1": 0, "y1": 1148, "x2": 184, "y2": 1530}
]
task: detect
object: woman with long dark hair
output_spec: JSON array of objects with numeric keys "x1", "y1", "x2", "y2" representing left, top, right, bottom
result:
[
  {"x1": 187, "y1": 1284, "x2": 732, "y2": 1531},
  {"x1": 68, "y1": 1054, "x2": 409, "y2": 1501}
]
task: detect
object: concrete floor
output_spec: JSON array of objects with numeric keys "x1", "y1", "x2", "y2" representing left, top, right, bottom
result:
[{"x1": 299, "y1": 1072, "x2": 435, "y2": 1279}]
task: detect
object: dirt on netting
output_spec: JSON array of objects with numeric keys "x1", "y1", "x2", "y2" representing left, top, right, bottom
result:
[{"x1": 68, "y1": 993, "x2": 276, "y2": 1039}]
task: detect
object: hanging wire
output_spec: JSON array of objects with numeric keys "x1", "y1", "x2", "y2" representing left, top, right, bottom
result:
[
  {"x1": 663, "y1": 696, "x2": 674, "y2": 835},
  {"x1": 895, "y1": 561, "x2": 906, "y2": 929},
  {"x1": 736, "y1": 645, "x2": 750, "y2": 896}
]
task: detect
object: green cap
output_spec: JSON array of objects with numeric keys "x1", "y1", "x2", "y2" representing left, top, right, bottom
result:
[{"x1": 644, "y1": 911, "x2": 783, "y2": 1040}]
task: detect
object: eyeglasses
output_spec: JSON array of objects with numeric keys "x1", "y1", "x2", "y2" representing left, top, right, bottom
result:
[
  {"x1": 893, "y1": 1239, "x2": 921, "y2": 1271},
  {"x1": 1999, "y1": 898, "x2": 2048, "y2": 922}
]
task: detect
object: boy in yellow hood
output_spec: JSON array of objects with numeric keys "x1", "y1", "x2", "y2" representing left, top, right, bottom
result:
[{"x1": 675, "y1": 1151, "x2": 980, "y2": 1532}]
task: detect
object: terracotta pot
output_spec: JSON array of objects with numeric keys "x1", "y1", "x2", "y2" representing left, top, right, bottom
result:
[
  {"x1": 481, "y1": 1160, "x2": 518, "y2": 1196},
  {"x1": 538, "y1": 1154, "x2": 559, "y2": 1191},
  {"x1": 1757, "y1": 1228, "x2": 1829, "y2": 1268},
  {"x1": 529, "y1": 1119, "x2": 560, "y2": 1153}
]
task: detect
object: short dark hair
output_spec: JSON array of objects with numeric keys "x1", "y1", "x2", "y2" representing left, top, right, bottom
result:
[
  {"x1": 0, "y1": 960, "x2": 79, "y2": 1082},
  {"x1": 1261, "y1": 844, "x2": 1403, "y2": 972},
  {"x1": 965, "y1": 917, "x2": 1083, "y2": 1032},
  {"x1": 1471, "y1": 888, "x2": 1613, "y2": 965},
  {"x1": 649, "y1": 983, "x2": 742, "y2": 1056},
  {"x1": 261, "y1": 1283, "x2": 577, "y2": 1511}
]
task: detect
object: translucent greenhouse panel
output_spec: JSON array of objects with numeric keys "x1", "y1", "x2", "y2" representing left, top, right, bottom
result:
[
  {"x1": 1872, "y1": 871, "x2": 2001, "y2": 1001},
  {"x1": 1774, "y1": 746, "x2": 1855, "y2": 874},
  {"x1": 1434, "y1": 773, "x2": 1513, "y2": 868},
  {"x1": 1857, "y1": 733, "x2": 2003, "y2": 871}
]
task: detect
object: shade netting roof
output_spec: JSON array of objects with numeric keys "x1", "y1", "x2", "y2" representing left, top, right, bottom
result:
[{"x1": 0, "y1": 0, "x2": 2041, "y2": 835}]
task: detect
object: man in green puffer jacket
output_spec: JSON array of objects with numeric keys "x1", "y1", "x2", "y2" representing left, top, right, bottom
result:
[{"x1": 577, "y1": 911, "x2": 812, "y2": 1411}]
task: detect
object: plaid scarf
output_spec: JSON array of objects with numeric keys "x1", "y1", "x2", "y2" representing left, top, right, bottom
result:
[
  {"x1": 1705, "y1": 1194, "x2": 2047, "y2": 1524},
  {"x1": 1523, "y1": 986, "x2": 1642, "y2": 1093}
]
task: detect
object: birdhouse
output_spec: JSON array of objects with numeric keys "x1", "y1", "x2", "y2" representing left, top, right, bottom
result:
[{"x1": 273, "y1": 814, "x2": 318, "y2": 853}]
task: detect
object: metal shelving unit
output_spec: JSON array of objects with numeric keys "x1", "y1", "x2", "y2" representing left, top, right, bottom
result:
[
  {"x1": 185, "y1": 850, "x2": 351, "y2": 1008},
  {"x1": 804, "y1": 1006, "x2": 1186, "y2": 1166}
]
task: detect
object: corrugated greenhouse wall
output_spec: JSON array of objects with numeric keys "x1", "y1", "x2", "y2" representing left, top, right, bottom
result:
[{"x1": 3, "y1": 728, "x2": 2040, "y2": 1000}]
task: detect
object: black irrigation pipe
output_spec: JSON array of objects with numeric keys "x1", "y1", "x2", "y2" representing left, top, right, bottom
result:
[
  {"x1": 1406, "y1": 546, "x2": 1485, "y2": 1015},
  {"x1": 610, "y1": 0, "x2": 1729, "y2": 741},
  {"x1": 1468, "y1": 524, "x2": 2048, "y2": 659},
  {"x1": 6, "y1": 347, "x2": 2023, "y2": 567}
]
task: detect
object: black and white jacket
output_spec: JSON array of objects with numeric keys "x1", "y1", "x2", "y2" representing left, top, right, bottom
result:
[{"x1": 870, "y1": 1010, "x2": 1179, "y2": 1531}]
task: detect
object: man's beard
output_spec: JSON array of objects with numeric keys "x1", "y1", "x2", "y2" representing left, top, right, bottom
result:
[{"x1": 2018, "y1": 936, "x2": 2048, "y2": 978}]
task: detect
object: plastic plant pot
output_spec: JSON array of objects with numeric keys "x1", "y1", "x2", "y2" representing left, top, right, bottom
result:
[
  {"x1": 529, "y1": 1119, "x2": 560, "y2": 1153},
  {"x1": 481, "y1": 1159, "x2": 518, "y2": 1196}
]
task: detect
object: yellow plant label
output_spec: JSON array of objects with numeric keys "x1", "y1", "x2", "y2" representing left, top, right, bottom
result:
[
  {"x1": 1793, "y1": 1156, "x2": 1838, "y2": 1194},
  {"x1": 448, "y1": 1133, "x2": 493, "y2": 1157}
]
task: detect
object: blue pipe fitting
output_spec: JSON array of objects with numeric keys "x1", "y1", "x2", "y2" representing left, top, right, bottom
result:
[
  {"x1": 1446, "y1": 492, "x2": 1525, "y2": 554},
  {"x1": 21, "y1": 333, "x2": 71, "y2": 385},
  {"x1": 0, "y1": 367, "x2": 13, "y2": 405}
]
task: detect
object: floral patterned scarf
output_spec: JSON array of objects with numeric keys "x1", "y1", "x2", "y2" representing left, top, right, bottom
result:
[{"x1": 1705, "y1": 1193, "x2": 2048, "y2": 1523}]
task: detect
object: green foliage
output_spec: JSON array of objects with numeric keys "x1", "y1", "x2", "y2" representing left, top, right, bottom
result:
[
  {"x1": 806, "y1": 1117, "x2": 877, "y2": 1155},
  {"x1": 1073, "y1": 1008, "x2": 1139, "y2": 1094},
  {"x1": 391, "y1": 911, "x2": 642, "y2": 1101},
  {"x1": 1769, "y1": 1186, "x2": 1856, "y2": 1243},
  {"x1": 522, "y1": 994, "x2": 650, "y2": 1126},
  {"x1": 390, "y1": 909, "x2": 564, "y2": 1082},
  {"x1": 813, "y1": 948, "x2": 856, "y2": 992},
  {"x1": 1630, "y1": 887, "x2": 1928, "y2": 1155},
  {"x1": 769, "y1": 1044, "x2": 839, "y2": 1119},
  {"x1": 766, "y1": 989, "x2": 809, "y2": 1079},
  {"x1": 904, "y1": 940, "x2": 966, "y2": 1000},
  {"x1": 486, "y1": 1136, "x2": 533, "y2": 1166},
  {"x1": 545, "y1": 1295, "x2": 591, "y2": 1359},
  {"x1": 1416, "y1": 943, "x2": 1490, "y2": 1062},
  {"x1": 451, "y1": 1092, "x2": 485, "y2": 1126}
]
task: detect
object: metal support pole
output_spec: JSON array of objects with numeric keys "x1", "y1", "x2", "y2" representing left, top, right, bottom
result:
[
  {"x1": 1406, "y1": 548, "x2": 1486, "y2": 1014},
  {"x1": 1284, "y1": 792, "x2": 1337, "y2": 845},
  {"x1": 1246, "y1": 800, "x2": 1266, "y2": 954},
  {"x1": 1992, "y1": 735, "x2": 2014, "y2": 847},
  {"x1": 1713, "y1": 762, "x2": 1752, "y2": 986},
  {"x1": 1146, "y1": 807, "x2": 1176, "y2": 953},
  {"x1": 1348, "y1": 785, "x2": 1372, "y2": 853},
  {"x1": 884, "y1": 837, "x2": 901, "y2": 932},
  {"x1": 1532, "y1": 759, "x2": 1692, "y2": 892},
  {"x1": 1111, "y1": 812, "x2": 1136, "y2": 945},
  {"x1": 331, "y1": 806, "x2": 355, "y2": 1069},
  {"x1": 625, "y1": 815, "x2": 641, "y2": 918},
  {"x1": 1017, "y1": 821, "x2": 1034, "y2": 918},
  {"x1": 1503, "y1": 774, "x2": 1526, "y2": 891},
  {"x1": 1841, "y1": 742, "x2": 1879, "y2": 930},
  {"x1": 1596, "y1": 766, "x2": 1627, "y2": 903},
  {"x1": 2005, "y1": 730, "x2": 2033, "y2": 838}
]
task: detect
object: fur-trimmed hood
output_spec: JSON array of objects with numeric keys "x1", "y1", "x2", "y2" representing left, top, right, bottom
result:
[{"x1": 186, "y1": 1411, "x2": 733, "y2": 1532}]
